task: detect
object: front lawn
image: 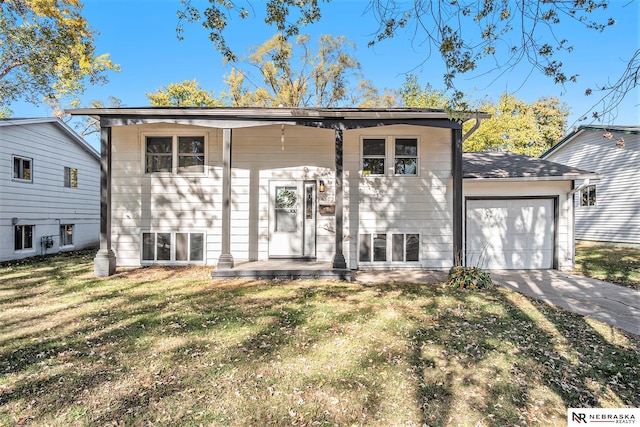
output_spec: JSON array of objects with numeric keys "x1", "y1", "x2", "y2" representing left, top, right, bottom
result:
[
  {"x1": 1, "y1": 251, "x2": 638, "y2": 426},
  {"x1": 575, "y1": 243, "x2": 640, "y2": 290}
]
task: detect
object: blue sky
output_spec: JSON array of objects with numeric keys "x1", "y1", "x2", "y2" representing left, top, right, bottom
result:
[{"x1": 10, "y1": 0, "x2": 640, "y2": 144}]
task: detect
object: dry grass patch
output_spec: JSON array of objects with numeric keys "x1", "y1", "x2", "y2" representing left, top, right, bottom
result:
[{"x1": 1, "y1": 251, "x2": 638, "y2": 426}]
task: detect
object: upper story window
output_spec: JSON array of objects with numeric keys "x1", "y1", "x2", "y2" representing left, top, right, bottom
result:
[
  {"x1": 362, "y1": 138, "x2": 386, "y2": 175},
  {"x1": 13, "y1": 156, "x2": 32, "y2": 182},
  {"x1": 145, "y1": 135, "x2": 205, "y2": 174},
  {"x1": 361, "y1": 137, "x2": 419, "y2": 176},
  {"x1": 178, "y1": 136, "x2": 205, "y2": 173},
  {"x1": 581, "y1": 185, "x2": 596, "y2": 207},
  {"x1": 394, "y1": 138, "x2": 418, "y2": 175},
  {"x1": 64, "y1": 167, "x2": 78, "y2": 188}
]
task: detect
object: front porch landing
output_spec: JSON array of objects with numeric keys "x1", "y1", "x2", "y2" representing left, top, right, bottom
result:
[{"x1": 211, "y1": 260, "x2": 353, "y2": 281}]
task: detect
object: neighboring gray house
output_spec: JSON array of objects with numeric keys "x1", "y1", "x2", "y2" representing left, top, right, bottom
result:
[
  {"x1": 541, "y1": 125, "x2": 640, "y2": 246},
  {"x1": 67, "y1": 107, "x2": 597, "y2": 277},
  {"x1": 0, "y1": 118, "x2": 100, "y2": 261}
]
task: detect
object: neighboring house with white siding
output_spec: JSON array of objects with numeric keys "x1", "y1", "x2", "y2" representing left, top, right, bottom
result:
[
  {"x1": 0, "y1": 118, "x2": 100, "y2": 262},
  {"x1": 67, "y1": 107, "x2": 597, "y2": 277},
  {"x1": 541, "y1": 125, "x2": 640, "y2": 246}
]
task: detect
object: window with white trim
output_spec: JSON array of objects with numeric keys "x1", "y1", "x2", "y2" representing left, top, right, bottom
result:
[
  {"x1": 394, "y1": 138, "x2": 418, "y2": 175},
  {"x1": 142, "y1": 232, "x2": 204, "y2": 263},
  {"x1": 361, "y1": 137, "x2": 419, "y2": 176},
  {"x1": 359, "y1": 232, "x2": 420, "y2": 263},
  {"x1": 60, "y1": 224, "x2": 74, "y2": 246},
  {"x1": 581, "y1": 185, "x2": 596, "y2": 207},
  {"x1": 15, "y1": 225, "x2": 34, "y2": 251},
  {"x1": 64, "y1": 167, "x2": 78, "y2": 188},
  {"x1": 362, "y1": 138, "x2": 386, "y2": 175},
  {"x1": 13, "y1": 156, "x2": 32, "y2": 182},
  {"x1": 145, "y1": 135, "x2": 205, "y2": 174}
]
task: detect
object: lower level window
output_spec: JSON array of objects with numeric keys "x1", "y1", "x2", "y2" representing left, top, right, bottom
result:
[
  {"x1": 359, "y1": 232, "x2": 420, "y2": 263},
  {"x1": 60, "y1": 224, "x2": 74, "y2": 246},
  {"x1": 15, "y1": 225, "x2": 34, "y2": 251},
  {"x1": 142, "y1": 232, "x2": 204, "y2": 262}
]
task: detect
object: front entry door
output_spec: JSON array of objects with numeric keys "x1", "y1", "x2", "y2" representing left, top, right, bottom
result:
[{"x1": 269, "y1": 181, "x2": 316, "y2": 258}]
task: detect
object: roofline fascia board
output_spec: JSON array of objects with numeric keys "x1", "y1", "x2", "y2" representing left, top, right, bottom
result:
[
  {"x1": 66, "y1": 107, "x2": 491, "y2": 122},
  {"x1": 463, "y1": 174, "x2": 601, "y2": 182},
  {"x1": 97, "y1": 115, "x2": 466, "y2": 130},
  {"x1": 0, "y1": 117, "x2": 60, "y2": 127}
]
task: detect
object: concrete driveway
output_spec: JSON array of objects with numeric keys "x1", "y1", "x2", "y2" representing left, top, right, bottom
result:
[
  {"x1": 355, "y1": 269, "x2": 640, "y2": 336},
  {"x1": 490, "y1": 270, "x2": 640, "y2": 336}
]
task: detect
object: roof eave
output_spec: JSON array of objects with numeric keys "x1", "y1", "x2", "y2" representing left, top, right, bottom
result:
[
  {"x1": 66, "y1": 107, "x2": 490, "y2": 121},
  {"x1": 463, "y1": 173, "x2": 601, "y2": 182}
]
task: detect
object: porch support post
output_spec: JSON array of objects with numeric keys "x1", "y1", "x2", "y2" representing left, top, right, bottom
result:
[
  {"x1": 218, "y1": 128, "x2": 234, "y2": 268},
  {"x1": 94, "y1": 125, "x2": 116, "y2": 277},
  {"x1": 452, "y1": 127, "x2": 463, "y2": 266},
  {"x1": 332, "y1": 128, "x2": 347, "y2": 269}
]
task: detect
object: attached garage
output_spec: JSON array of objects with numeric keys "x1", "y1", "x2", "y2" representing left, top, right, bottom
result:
[
  {"x1": 463, "y1": 151, "x2": 600, "y2": 270},
  {"x1": 465, "y1": 197, "x2": 555, "y2": 269}
]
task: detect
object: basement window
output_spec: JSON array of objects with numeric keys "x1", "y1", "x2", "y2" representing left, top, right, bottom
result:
[
  {"x1": 15, "y1": 225, "x2": 34, "y2": 251},
  {"x1": 359, "y1": 232, "x2": 420, "y2": 263},
  {"x1": 142, "y1": 231, "x2": 204, "y2": 263}
]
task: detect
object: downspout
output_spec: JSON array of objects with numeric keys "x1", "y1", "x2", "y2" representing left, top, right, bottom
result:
[
  {"x1": 565, "y1": 179, "x2": 590, "y2": 267},
  {"x1": 462, "y1": 114, "x2": 483, "y2": 142},
  {"x1": 456, "y1": 114, "x2": 483, "y2": 267},
  {"x1": 568, "y1": 179, "x2": 590, "y2": 197}
]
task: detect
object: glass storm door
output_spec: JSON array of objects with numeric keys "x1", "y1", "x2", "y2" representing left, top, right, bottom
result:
[{"x1": 269, "y1": 181, "x2": 316, "y2": 258}]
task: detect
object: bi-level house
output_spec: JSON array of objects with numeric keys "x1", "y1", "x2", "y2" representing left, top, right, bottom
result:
[
  {"x1": 67, "y1": 108, "x2": 598, "y2": 277},
  {"x1": 0, "y1": 118, "x2": 100, "y2": 261}
]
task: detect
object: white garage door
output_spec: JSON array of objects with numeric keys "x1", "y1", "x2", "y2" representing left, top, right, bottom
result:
[{"x1": 466, "y1": 198, "x2": 554, "y2": 269}]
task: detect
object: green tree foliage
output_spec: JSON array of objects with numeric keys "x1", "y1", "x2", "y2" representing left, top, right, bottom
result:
[
  {"x1": 464, "y1": 94, "x2": 569, "y2": 157},
  {"x1": 178, "y1": 0, "x2": 634, "y2": 121},
  {"x1": 400, "y1": 74, "x2": 450, "y2": 109},
  {"x1": 146, "y1": 79, "x2": 222, "y2": 107},
  {"x1": 0, "y1": 0, "x2": 118, "y2": 109},
  {"x1": 220, "y1": 34, "x2": 396, "y2": 107}
]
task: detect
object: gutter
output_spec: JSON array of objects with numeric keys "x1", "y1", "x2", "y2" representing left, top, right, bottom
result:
[
  {"x1": 568, "y1": 179, "x2": 591, "y2": 196},
  {"x1": 462, "y1": 113, "x2": 484, "y2": 142}
]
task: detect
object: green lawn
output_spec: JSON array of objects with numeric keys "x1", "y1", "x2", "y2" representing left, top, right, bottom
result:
[
  {"x1": 1, "y1": 250, "x2": 638, "y2": 426},
  {"x1": 575, "y1": 243, "x2": 640, "y2": 290}
]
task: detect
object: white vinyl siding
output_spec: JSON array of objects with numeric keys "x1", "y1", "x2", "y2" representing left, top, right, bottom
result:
[
  {"x1": 349, "y1": 126, "x2": 452, "y2": 269},
  {"x1": 545, "y1": 129, "x2": 640, "y2": 245},
  {"x1": 111, "y1": 124, "x2": 336, "y2": 267},
  {"x1": 0, "y1": 120, "x2": 100, "y2": 261}
]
